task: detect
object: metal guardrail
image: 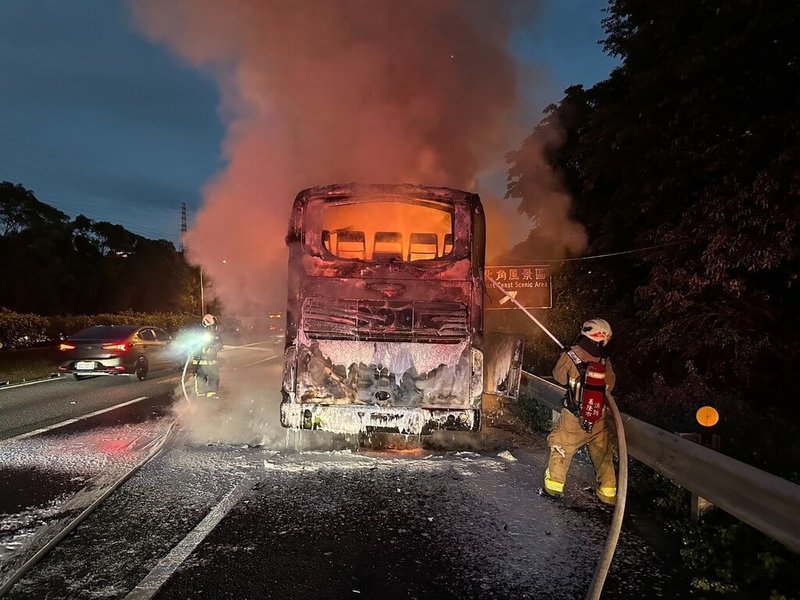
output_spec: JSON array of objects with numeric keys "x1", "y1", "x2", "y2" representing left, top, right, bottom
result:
[{"x1": 521, "y1": 371, "x2": 800, "y2": 553}]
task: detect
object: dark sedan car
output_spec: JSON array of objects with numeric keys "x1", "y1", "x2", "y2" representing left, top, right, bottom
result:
[{"x1": 57, "y1": 325, "x2": 178, "y2": 381}]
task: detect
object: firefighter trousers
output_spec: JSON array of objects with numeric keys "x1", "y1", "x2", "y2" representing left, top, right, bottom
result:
[
  {"x1": 193, "y1": 363, "x2": 220, "y2": 398},
  {"x1": 544, "y1": 409, "x2": 617, "y2": 503}
]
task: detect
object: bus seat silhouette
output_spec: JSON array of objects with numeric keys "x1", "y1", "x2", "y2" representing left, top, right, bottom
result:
[
  {"x1": 409, "y1": 232, "x2": 438, "y2": 261},
  {"x1": 373, "y1": 231, "x2": 403, "y2": 261}
]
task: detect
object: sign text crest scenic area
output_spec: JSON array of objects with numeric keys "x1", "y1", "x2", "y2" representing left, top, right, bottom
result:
[{"x1": 484, "y1": 265, "x2": 552, "y2": 310}]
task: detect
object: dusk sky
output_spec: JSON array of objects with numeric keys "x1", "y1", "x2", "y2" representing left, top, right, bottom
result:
[{"x1": 0, "y1": 0, "x2": 618, "y2": 246}]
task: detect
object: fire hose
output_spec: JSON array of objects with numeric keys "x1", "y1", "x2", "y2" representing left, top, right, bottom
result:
[
  {"x1": 486, "y1": 275, "x2": 628, "y2": 600},
  {"x1": 180, "y1": 351, "x2": 193, "y2": 406}
]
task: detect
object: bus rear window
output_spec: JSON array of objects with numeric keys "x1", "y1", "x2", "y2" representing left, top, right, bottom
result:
[{"x1": 319, "y1": 199, "x2": 454, "y2": 262}]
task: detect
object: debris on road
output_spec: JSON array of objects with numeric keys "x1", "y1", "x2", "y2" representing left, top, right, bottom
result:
[{"x1": 497, "y1": 450, "x2": 517, "y2": 462}]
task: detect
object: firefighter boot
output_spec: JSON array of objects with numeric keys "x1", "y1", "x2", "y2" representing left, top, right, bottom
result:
[
  {"x1": 543, "y1": 468, "x2": 564, "y2": 498},
  {"x1": 596, "y1": 487, "x2": 617, "y2": 506}
]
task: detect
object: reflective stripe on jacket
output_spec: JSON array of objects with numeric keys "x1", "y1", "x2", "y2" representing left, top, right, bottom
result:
[{"x1": 193, "y1": 359, "x2": 218, "y2": 366}]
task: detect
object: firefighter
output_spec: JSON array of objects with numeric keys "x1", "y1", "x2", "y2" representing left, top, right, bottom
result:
[
  {"x1": 193, "y1": 313, "x2": 222, "y2": 399},
  {"x1": 544, "y1": 318, "x2": 617, "y2": 505}
]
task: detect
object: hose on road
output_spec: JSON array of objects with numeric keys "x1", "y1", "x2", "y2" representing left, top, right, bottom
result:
[
  {"x1": 586, "y1": 392, "x2": 628, "y2": 600},
  {"x1": 0, "y1": 422, "x2": 178, "y2": 597},
  {"x1": 0, "y1": 351, "x2": 198, "y2": 596}
]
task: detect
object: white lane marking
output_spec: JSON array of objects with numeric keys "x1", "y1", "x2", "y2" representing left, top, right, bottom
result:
[
  {"x1": 125, "y1": 476, "x2": 256, "y2": 600},
  {"x1": 221, "y1": 345, "x2": 276, "y2": 354},
  {"x1": 222, "y1": 339, "x2": 274, "y2": 350},
  {"x1": 0, "y1": 377, "x2": 65, "y2": 392},
  {"x1": 0, "y1": 396, "x2": 150, "y2": 444},
  {"x1": 244, "y1": 355, "x2": 279, "y2": 368}
]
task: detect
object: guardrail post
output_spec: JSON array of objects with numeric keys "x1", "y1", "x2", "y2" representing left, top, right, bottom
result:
[{"x1": 678, "y1": 432, "x2": 721, "y2": 521}]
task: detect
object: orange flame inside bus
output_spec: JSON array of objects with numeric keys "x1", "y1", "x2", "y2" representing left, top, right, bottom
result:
[{"x1": 321, "y1": 199, "x2": 454, "y2": 262}]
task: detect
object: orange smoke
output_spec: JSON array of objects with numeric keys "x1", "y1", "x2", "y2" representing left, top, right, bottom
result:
[
  {"x1": 129, "y1": 0, "x2": 580, "y2": 315},
  {"x1": 498, "y1": 120, "x2": 588, "y2": 261}
]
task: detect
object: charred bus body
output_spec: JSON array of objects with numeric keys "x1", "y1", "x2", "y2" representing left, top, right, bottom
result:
[{"x1": 281, "y1": 183, "x2": 485, "y2": 435}]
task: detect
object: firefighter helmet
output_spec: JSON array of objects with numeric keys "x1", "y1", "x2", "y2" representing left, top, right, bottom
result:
[
  {"x1": 202, "y1": 313, "x2": 217, "y2": 328},
  {"x1": 581, "y1": 318, "x2": 612, "y2": 345}
]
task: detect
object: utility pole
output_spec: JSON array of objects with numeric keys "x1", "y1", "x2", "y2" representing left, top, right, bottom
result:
[
  {"x1": 181, "y1": 201, "x2": 204, "y2": 316},
  {"x1": 180, "y1": 201, "x2": 187, "y2": 253}
]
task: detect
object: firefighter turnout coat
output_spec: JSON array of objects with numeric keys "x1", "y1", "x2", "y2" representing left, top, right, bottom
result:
[{"x1": 193, "y1": 329, "x2": 222, "y2": 398}]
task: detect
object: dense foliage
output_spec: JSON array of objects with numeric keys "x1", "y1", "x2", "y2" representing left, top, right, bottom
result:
[
  {"x1": 507, "y1": 0, "x2": 800, "y2": 418},
  {"x1": 0, "y1": 181, "x2": 201, "y2": 316},
  {"x1": 629, "y1": 462, "x2": 800, "y2": 599},
  {"x1": 508, "y1": 2, "x2": 800, "y2": 596},
  {"x1": 0, "y1": 308, "x2": 199, "y2": 349}
]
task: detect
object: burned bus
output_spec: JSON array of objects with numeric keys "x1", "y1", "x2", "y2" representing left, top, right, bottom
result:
[{"x1": 280, "y1": 183, "x2": 485, "y2": 435}]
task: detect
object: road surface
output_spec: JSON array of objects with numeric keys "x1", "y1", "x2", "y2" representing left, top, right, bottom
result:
[
  {"x1": 0, "y1": 369, "x2": 181, "y2": 442},
  {"x1": 0, "y1": 342, "x2": 692, "y2": 599}
]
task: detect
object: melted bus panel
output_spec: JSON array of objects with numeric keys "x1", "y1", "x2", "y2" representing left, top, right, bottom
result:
[{"x1": 281, "y1": 183, "x2": 485, "y2": 435}]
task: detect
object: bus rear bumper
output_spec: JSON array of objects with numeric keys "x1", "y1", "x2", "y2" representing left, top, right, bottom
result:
[{"x1": 280, "y1": 402, "x2": 481, "y2": 435}]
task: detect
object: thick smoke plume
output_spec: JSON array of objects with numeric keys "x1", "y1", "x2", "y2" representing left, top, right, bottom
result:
[
  {"x1": 130, "y1": 0, "x2": 587, "y2": 314},
  {"x1": 501, "y1": 121, "x2": 588, "y2": 262}
]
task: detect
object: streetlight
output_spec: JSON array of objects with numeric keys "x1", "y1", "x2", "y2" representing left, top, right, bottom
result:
[{"x1": 199, "y1": 259, "x2": 227, "y2": 316}]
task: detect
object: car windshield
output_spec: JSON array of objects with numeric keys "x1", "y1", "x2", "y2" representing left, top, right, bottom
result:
[{"x1": 72, "y1": 325, "x2": 138, "y2": 340}]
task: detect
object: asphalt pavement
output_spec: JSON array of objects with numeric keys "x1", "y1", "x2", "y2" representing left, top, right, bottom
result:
[
  {"x1": 4, "y1": 442, "x2": 686, "y2": 600},
  {"x1": 0, "y1": 342, "x2": 693, "y2": 599},
  {"x1": 0, "y1": 370, "x2": 181, "y2": 442}
]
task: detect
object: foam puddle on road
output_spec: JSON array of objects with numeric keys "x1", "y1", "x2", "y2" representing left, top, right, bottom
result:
[{"x1": 0, "y1": 417, "x2": 173, "y2": 580}]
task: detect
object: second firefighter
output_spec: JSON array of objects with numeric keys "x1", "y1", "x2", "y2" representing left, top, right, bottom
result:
[{"x1": 193, "y1": 313, "x2": 222, "y2": 399}]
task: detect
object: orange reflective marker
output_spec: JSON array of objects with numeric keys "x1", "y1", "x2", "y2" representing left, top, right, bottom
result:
[{"x1": 696, "y1": 406, "x2": 720, "y2": 428}]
